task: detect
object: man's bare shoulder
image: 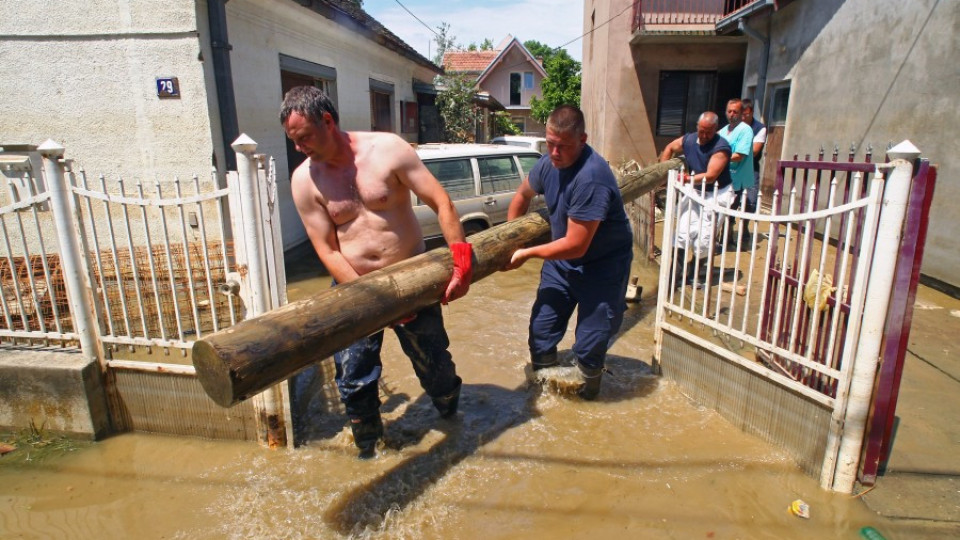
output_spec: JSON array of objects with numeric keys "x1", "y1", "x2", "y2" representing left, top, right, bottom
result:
[
  {"x1": 351, "y1": 130, "x2": 411, "y2": 154},
  {"x1": 290, "y1": 159, "x2": 313, "y2": 188},
  {"x1": 290, "y1": 159, "x2": 324, "y2": 204}
]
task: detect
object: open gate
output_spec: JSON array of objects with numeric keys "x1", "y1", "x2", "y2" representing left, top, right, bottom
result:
[{"x1": 654, "y1": 142, "x2": 933, "y2": 493}]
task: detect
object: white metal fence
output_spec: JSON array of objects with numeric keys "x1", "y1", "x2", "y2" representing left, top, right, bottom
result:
[
  {"x1": 655, "y1": 146, "x2": 921, "y2": 493},
  {"x1": 0, "y1": 136, "x2": 289, "y2": 444}
]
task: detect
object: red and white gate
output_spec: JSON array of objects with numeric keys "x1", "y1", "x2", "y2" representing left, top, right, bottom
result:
[{"x1": 654, "y1": 142, "x2": 932, "y2": 493}]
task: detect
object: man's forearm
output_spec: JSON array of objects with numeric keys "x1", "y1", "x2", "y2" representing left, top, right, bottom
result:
[
  {"x1": 318, "y1": 251, "x2": 361, "y2": 284},
  {"x1": 525, "y1": 236, "x2": 588, "y2": 261},
  {"x1": 507, "y1": 195, "x2": 531, "y2": 220},
  {"x1": 436, "y1": 202, "x2": 466, "y2": 245}
]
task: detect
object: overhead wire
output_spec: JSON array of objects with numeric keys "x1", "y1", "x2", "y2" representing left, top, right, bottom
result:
[
  {"x1": 391, "y1": 0, "x2": 442, "y2": 38},
  {"x1": 387, "y1": 0, "x2": 640, "y2": 70}
]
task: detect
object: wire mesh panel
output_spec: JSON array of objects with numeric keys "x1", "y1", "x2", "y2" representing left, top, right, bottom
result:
[
  {"x1": 0, "y1": 170, "x2": 76, "y2": 344},
  {"x1": 71, "y1": 169, "x2": 242, "y2": 352}
]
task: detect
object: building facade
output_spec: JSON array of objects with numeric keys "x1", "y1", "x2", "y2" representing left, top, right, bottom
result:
[
  {"x1": 443, "y1": 35, "x2": 548, "y2": 137},
  {"x1": 582, "y1": 0, "x2": 959, "y2": 290},
  {"x1": 1, "y1": 0, "x2": 442, "y2": 250}
]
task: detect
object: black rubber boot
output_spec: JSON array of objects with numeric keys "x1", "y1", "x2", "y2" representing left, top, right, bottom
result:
[
  {"x1": 350, "y1": 414, "x2": 383, "y2": 460},
  {"x1": 688, "y1": 257, "x2": 709, "y2": 288},
  {"x1": 671, "y1": 248, "x2": 688, "y2": 289},
  {"x1": 531, "y1": 351, "x2": 559, "y2": 371},
  {"x1": 432, "y1": 377, "x2": 462, "y2": 418},
  {"x1": 577, "y1": 362, "x2": 603, "y2": 401}
]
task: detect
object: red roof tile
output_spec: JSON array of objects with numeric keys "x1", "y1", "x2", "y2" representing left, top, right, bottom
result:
[{"x1": 442, "y1": 50, "x2": 500, "y2": 73}]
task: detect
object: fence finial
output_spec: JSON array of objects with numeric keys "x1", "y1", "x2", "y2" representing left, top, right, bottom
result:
[
  {"x1": 37, "y1": 139, "x2": 64, "y2": 158},
  {"x1": 231, "y1": 134, "x2": 258, "y2": 154},
  {"x1": 887, "y1": 140, "x2": 920, "y2": 161}
]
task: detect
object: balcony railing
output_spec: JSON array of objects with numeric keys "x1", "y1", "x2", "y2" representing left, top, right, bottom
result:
[{"x1": 633, "y1": 0, "x2": 763, "y2": 32}]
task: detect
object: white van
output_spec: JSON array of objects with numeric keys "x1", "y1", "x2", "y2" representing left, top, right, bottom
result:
[
  {"x1": 414, "y1": 143, "x2": 544, "y2": 239},
  {"x1": 490, "y1": 135, "x2": 548, "y2": 154}
]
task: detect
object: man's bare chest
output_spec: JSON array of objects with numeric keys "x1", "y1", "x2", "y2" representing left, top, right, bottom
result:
[{"x1": 316, "y1": 167, "x2": 396, "y2": 225}]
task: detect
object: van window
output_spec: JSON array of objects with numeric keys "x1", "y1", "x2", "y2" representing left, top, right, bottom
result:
[
  {"x1": 424, "y1": 159, "x2": 475, "y2": 202},
  {"x1": 478, "y1": 157, "x2": 521, "y2": 194},
  {"x1": 517, "y1": 155, "x2": 541, "y2": 178}
]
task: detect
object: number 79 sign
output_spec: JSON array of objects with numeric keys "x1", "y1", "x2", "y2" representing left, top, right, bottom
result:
[{"x1": 156, "y1": 77, "x2": 180, "y2": 98}]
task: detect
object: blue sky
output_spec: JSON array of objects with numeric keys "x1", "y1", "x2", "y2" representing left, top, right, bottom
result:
[{"x1": 362, "y1": 0, "x2": 585, "y2": 62}]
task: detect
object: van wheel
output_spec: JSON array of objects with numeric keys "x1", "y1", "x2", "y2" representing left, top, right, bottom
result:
[{"x1": 463, "y1": 222, "x2": 485, "y2": 237}]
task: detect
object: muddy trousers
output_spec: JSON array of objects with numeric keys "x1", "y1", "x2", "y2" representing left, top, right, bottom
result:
[
  {"x1": 334, "y1": 303, "x2": 461, "y2": 420},
  {"x1": 528, "y1": 255, "x2": 632, "y2": 371}
]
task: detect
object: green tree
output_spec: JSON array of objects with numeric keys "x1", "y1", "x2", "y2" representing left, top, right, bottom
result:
[
  {"x1": 524, "y1": 41, "x2": 582, "y2": 124},
  {"x1": 492, "y1": 111, "x2": 521, "y2": 137},
  {"x1": 432, "y1": 22, "x2": 458, "y2": 66},
  {"x1": 523, "y1": 40, "x2": 555, "y2": 64},
  {"x1": 436, "y1": 73, "x2": 480, "y2": 143},
  {"x1": 467, "y1": 38, "x2": 494, "y2": 52}
]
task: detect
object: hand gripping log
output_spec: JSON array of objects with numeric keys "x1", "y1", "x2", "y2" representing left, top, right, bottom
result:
[{"x1": 192, "y1": 158, "x2": 682, "y2": 407}]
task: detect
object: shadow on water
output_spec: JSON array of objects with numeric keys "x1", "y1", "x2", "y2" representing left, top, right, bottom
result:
[
  {"x1": 320, "y1": 354, "x2": 659, "y2": 534},
  {"x1": 321, "y1": 382, "x2": 536, "y2": 534}
]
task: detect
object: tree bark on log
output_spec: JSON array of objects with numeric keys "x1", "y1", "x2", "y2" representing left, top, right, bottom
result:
[{"x1": 192, "y1": 158, "x2": 682, "y2": 407}]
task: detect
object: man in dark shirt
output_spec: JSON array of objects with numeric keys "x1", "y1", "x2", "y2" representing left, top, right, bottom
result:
[
  {"x1": 659, "y1": 111, "x2": 733, "y2": 287},
  {"x1": 504, "y1": 105, "x2": 633, "y2": 400}
]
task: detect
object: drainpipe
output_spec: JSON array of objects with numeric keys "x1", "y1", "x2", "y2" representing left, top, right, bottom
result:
[
  {"x1": 739, "y1": 18, "x2": 770, "y2": 119},
  {"x1": 208, "y1": 0, "x2": 239, "y2": 172}
]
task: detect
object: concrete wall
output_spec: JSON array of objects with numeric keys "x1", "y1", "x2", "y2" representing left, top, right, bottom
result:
[
  {"x1": 0, "y1": 349, "x2": 110, "y2": 439},
  {"x1": 747, "y1": 0, "x2": 960, "y2": 288},
  {"x1": 582, "y1": 0, "x2": 658, "y2": 165},
  {"x1": 0, "y1": 0, "x2": 215, "y2": 180},
  {"x1": 581, "y1": 1, "x2": 746, "y2": 165},
  {"x1": 1, "y1": 0, "x2": 441, "y2": 251},
  {"x1": 225, "y1": 0, "x2": 439, "y2": 248}
]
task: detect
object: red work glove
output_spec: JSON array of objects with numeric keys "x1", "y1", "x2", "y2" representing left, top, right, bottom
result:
[{"x1": 442, "y1": 242, "x2": 473, "y2": 304}]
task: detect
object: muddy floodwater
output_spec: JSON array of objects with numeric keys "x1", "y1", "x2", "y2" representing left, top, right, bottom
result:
[{"x1": 1, "y1": 254, "x2": 910, "y2": 539}]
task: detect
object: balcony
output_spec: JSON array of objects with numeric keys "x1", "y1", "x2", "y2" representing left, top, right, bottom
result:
[{"x1": 632, "y1": 0, "x2": 773, "y2": 38}]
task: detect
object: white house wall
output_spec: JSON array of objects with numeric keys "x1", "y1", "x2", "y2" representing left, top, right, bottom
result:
[
  {"x1": 1, "y1": 0, "x2": 217, "y2": 181},
  {"x1": 225, "y1": 0, "x2": 440, "y2": 249},
  {"x1": 745, "y1": 0, "x2": 960, "y2": 288}
]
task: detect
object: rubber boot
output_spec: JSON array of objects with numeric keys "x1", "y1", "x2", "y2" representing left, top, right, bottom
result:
[
  {"x1": 577, "y1": 362, "x2": 603, "y2": 401},
  {"x1": 531, "y1": 351, "x2": 559, "y2": 371},
  {"x1": 739, "y1": 226, "x2": 755, "y2": 249},
  {"x1": 432, "y1": 377, "x2": 462, "y2": 419},
  {"x1": 688, "y1": 257, "x2": 709, "y2": 288},
  {"x1": 350, "y1": 413, "x2": 383, "y2": 460}
]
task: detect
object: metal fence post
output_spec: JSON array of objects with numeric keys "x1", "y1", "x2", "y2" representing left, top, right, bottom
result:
[
  {"x1": 830, "y1": 141, "x2": 920, "y2": 493},
  {"x1": 232, "y1": 134, "x2": 287, "y2": 448},
  {"x1": 37, "y1": 140, "x2": 102, "y2": 362}
]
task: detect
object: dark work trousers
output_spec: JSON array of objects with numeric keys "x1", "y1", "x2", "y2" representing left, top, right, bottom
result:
[
  {"x1": 528, "y1": 252, "x2": 632, "y2": 370},
  {"x1": 334, "y1": 303, "x2": 460, "y2": 420}
]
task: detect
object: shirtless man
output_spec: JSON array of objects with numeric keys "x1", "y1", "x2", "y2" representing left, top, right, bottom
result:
[{"x1": 280, "y1": 86, "x2": 472, "y2": 458}]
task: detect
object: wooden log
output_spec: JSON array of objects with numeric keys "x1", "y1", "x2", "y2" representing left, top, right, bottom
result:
[{"x1": 192, "y1": 158, "x2": 682, "y2": 407}]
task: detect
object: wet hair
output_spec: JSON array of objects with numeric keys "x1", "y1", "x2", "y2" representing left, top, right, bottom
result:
[
  {"x1": 546, "y1": 105, "x2": 585, "y2": 136},
  {"x1": 741, "y1": 98, "x2": 754, "y2": 112},
  {"x1": 698, "y1": 111, "x2": 719, "y2": 127},
  {"x1": 280, "y1": 85, "x2": 339, "y2": 126}
]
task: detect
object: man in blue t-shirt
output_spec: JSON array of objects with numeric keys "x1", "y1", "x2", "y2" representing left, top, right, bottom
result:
[
  {"x1": 719, "y1": 98, "x2": 755, "y2": 249},
  {"x1": 504, "y1": 105, "x2": 633, "y2": 400},
  {"x1": 659, "y1": 111, "x2": 733, "y2": 288}
]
